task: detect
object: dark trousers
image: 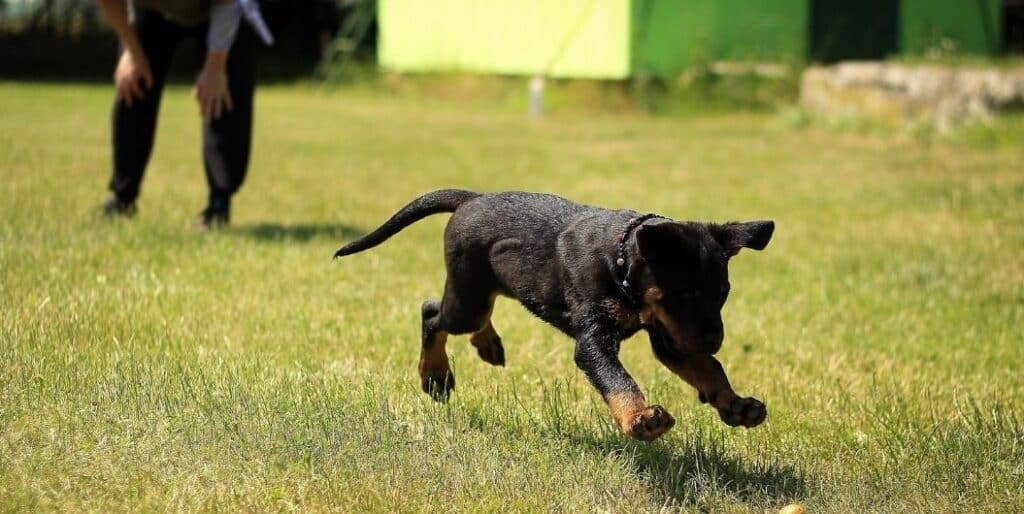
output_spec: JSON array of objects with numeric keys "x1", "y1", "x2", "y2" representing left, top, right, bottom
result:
[{"x1": 110, "y1": 8, "x2": 254, "y2": 209}]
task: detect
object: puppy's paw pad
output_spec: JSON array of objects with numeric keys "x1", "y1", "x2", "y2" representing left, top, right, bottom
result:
[
  {"x1": 420, "y1": 372, "x2": 455, "y2": 403},
  {"x1": 717, "y1": 396, "x2": 766, "y2": 428},
  {"x1": 628, "y1": 405, "x2": 676, "y2": 441}
]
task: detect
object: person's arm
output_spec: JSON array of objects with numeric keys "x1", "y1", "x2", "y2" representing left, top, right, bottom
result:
[
  {"x1": 96, "y1": 0, "x2": 153, "y2": 106},
  {"x1": 194, "y1": 0, "x2": 240, "y2": 121}
]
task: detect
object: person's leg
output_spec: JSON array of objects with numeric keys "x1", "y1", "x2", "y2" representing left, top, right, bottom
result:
[
  {"x1": 107, "y1": 9, "x2": 182, "y2": 211},
  {"x1": 199, "y1": 26, "x2": 254, "y2": 225}
]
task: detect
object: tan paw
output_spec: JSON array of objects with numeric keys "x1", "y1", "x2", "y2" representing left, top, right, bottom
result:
[{"x1": 625, "y1": 405, "x2": 676, "y2": 441}]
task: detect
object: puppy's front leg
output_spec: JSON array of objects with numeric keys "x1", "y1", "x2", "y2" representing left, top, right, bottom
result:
[
  {"x1": 648, "y1": 326, "x2": 766, "y2": 428},
  {"x1": 574, "y1": 329, "x2": 675, "y2": 441}
]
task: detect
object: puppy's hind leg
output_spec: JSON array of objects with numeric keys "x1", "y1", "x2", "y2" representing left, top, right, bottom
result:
[
  {"x1": 420, "y1": 300, "x2": 453, "y2": 401},
  {"x1": 420, "y1": 272, "x2": 498, "y2": 401},
  {"x1": 469, "y1": 295, "x2": 505, "y2": 367}
]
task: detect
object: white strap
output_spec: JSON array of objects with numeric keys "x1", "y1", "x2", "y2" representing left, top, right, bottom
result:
[{"x1": 237, "y1": 0, "x2": 274, "y2": 45}]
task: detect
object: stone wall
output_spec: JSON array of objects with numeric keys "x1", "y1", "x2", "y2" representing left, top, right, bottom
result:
[{"x1": 801, "y1": 62, "x2": 1024, "y2": 131}]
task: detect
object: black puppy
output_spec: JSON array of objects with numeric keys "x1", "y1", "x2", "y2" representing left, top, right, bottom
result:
[{"x1": 335, "y1": 190, "x2": 774, "y2": 441}]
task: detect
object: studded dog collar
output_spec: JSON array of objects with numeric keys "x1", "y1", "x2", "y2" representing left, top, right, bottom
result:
[{"x1": 612, "y1": 213, "x2": 666, "y2": 306}]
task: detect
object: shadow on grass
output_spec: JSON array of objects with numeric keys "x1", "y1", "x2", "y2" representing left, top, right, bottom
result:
[
  {"x1": 232, "y1": 222, "x2": 364, "y2": 243},
  {"x1": 570, "y1": 430, "x2": 808, "y2": 507},
  {"x1": 490, "y1": 379, "x2": 809, "y2": 508}
]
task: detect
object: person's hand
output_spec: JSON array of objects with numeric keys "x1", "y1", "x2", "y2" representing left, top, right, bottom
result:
[
  {"x1": 114, "y1": 49, "x2": 153, "y2": 106},
  {"x1": 193, "y1": 65, "x2": 233, "y2": 122}
]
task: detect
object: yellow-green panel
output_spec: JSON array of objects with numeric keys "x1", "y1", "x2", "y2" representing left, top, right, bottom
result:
[{"x1": 378, "y1": 0, "x2": 631, "y2": 79}]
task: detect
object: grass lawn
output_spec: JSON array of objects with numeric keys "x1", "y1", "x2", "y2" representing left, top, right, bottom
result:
[{"x1": 1, "y1": 81, "x2": 1022, "y2": 512}]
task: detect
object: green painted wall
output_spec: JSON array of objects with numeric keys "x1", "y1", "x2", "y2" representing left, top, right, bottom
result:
[
  {"x1": 378, "y1": 0, "x2": 632, "y2": 79},
  {"x1": 631, "y1": 0, "x2": 710, "y2": 76},
  {"x1": 712, "y1": 0, "x2": 807, "y2": 62},
  {"x1": 632, "y1": 0, "x2": 807, "y2": 76},
  {"x1": 901, "y1": 0, "x2": 1002, "y2": 55},
  {"x1": 379, "y1": 0, "x2": 1003, "y2": 80}
]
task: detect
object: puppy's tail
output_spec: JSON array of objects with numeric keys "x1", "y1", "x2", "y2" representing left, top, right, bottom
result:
[{"x1": 334, "y1": 189, "x2": 480, "y2": 258}]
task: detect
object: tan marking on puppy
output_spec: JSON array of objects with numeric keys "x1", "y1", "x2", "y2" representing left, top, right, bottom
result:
[
  {"x1": 643, "y1": 287, "x2": 664, "y2": 302},
  {"x1": 468, "y1": 294, "x2": 505, "y2": 366},
  {"x1": 605, "y1": 390, "x2": 648, "y2": 431},
  {"x1": 601, "y1": 288, "x2": 664, "y2": 331},
  {"x1": 470, "y1": 293, "x2": 499, "y2": 343},
  {"x1": 470, "y1": 321, "x2": 499, "y2": 350},
  {"x1": 642, "y1": 286, "x2": 694, "y2": 352},
  {"x1": 418, "y1": 330, "x2": 450, "y2": 379},
  {"x1": 638, "y1": 287, "x2": 661, "y2": 326},
  {"x1": 605, "y1": 391, "x2": 676, "y2": 441}
]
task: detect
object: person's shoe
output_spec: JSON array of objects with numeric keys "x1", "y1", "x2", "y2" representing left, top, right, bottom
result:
[
  {"x1": 100, "y1": 196, "x2": 137, "y2": 219},
  {"x1": 196, "y1": 205, "x2": 230, "y2": 231}
]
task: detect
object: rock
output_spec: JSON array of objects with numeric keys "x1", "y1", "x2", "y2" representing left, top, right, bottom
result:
[{"x1": 800, "y1": 62, "x2": 1024, "y2": 131}]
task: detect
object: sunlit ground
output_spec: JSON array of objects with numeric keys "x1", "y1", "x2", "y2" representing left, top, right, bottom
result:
[{"x1": 1, "y1": 81, "x2": 1021, "y2": 512}]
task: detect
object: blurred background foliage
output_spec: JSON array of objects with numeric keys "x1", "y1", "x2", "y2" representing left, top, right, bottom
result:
[{"x1": 0, "y1": 0, "x2": 377, "y2": 81}]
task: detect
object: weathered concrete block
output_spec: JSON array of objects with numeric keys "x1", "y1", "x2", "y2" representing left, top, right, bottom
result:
[{"x1": 801, "y1": 62, "x2": 1024, "y2": 131}]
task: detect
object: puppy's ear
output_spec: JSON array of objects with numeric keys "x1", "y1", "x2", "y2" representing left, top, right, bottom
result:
[
  {"x1": 635, "y1": 223, "x2": 680, "y2": 262},
  {"x1": 712, "y1": 220, "x2": 775, "y2": 256}
]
